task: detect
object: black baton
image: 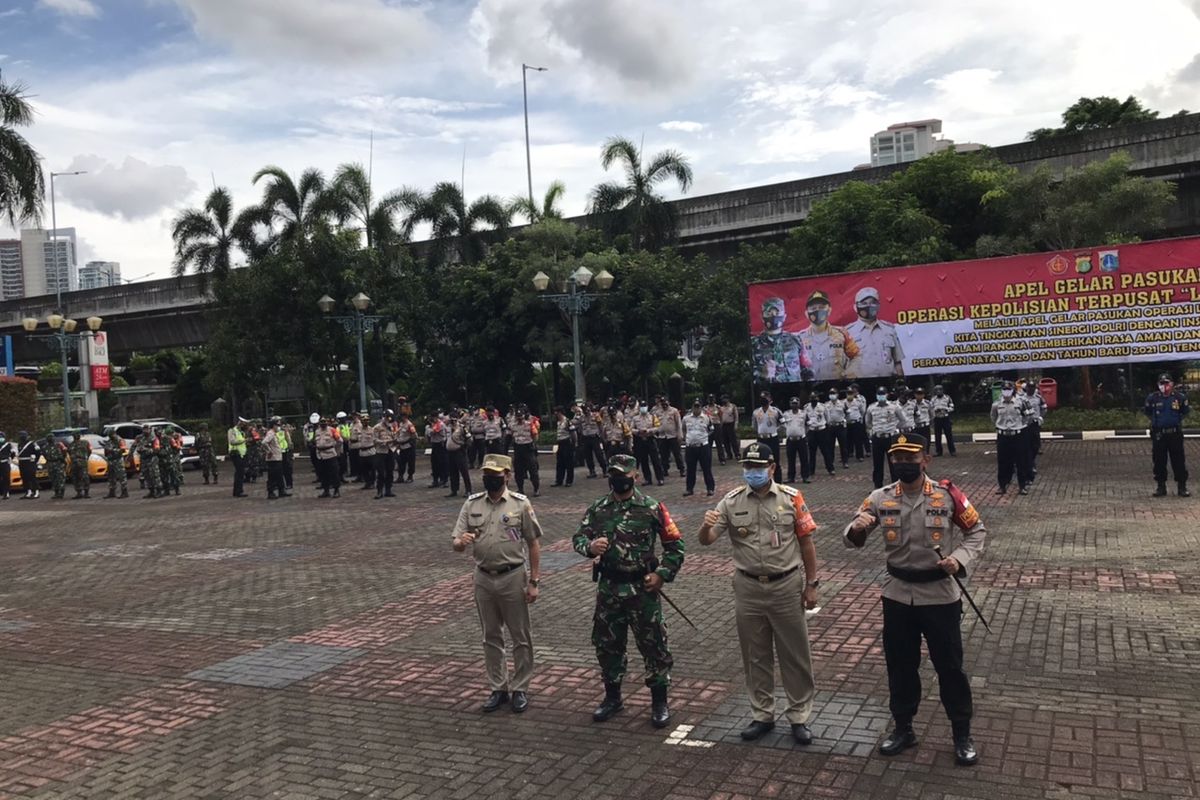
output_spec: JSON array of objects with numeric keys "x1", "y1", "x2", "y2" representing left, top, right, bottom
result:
[{"x1": 934, "y1": 545, "x2": 991, "y2": 632}]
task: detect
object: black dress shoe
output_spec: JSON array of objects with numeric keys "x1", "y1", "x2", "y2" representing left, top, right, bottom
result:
[
  {"x1": 790, "y1": 723, "x2": 813, "y2": 745},
  {"x1": 1018, "y1": 487, "x2": 1029, "y2": 495},
  {"x1": 510, "y1": 691, "x2": 529, "y2": 713},
  {"x1": 1179, "y1": 483, "x2": 1191, "y2": 497},
  {"x1": 481, "y1": 691, "x2": 509, "y2": 712},
  {"x1": 1153, "y1": 482, "x2": 1168, "y2": 496},
  {"x1": 740, "y1": 720, "x2": 775, "y2": 741},
  {"x1": 954, "y1": 735, "x2": 978, "y2": 766},
  {"x1": 682, "y1": 491, "x2": 694, "y2": 497},
  {"x1": 995, "y1": 487, "x2": 1006, "y2": 495},
  {"x1": 879, "y1": 727, "x2": 918, "y2": 756}
]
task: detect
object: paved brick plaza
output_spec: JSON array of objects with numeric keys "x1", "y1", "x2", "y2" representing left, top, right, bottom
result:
[{"x1": 1, "y1": 439, "x2": 1198, "y2": 800}]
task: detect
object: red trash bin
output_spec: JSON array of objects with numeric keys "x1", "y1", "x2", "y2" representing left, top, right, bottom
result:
[{"x1": 1039, "y1": 378, "x2": 1058, "y2": 410}]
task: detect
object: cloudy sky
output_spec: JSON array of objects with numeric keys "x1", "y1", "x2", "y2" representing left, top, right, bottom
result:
[{"x1": 2, "y1": 0, "x2": 1199, "y2": 281}]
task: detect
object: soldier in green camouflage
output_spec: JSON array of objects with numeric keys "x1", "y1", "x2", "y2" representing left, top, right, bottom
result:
[
  {"x1": 751, "y1": 297, "x2": 814, "y2": 383},
  {"x1": 196, "y1": 423, "x2": 218, "y2": 484},
  {"x1": 68, "y1": 432, "x2": 92, "y2": 499},
  {"x1": 572, "y1": 453, "x2": 685, "y2": 729},
  {"x1": 155, "y1": 428, "x2": 175, "y2": 496},
  {"x1": 168, "y1": 432, "x2": 184, "y2": 495},
  {"x1": 134, "y1": 425, "x2": 162, "y2": 499},
  {"x1": 102, "y1": 432, "x2": 129, "y2": 498},
  {"x1": 44, "y1": 434, "x2": 67, "y2": 499}
]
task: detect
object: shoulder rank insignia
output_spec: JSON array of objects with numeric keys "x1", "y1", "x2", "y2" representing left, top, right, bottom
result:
[
  {"x1": 725, "y1": 486, "x2": 748, "y2": 499},
  {"x1": 467, "y1": 491, "x2": 485, "y2": 500},
  {"x1": 777, "y1": 483, "x2": 798, "y2": 496},
  {"x1": 510, "y1": 491, "x2": 528, "y2": 501}
]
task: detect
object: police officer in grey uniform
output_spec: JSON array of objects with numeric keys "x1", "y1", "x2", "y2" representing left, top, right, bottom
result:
[
  {"x1": 866, "y1": 388, "x2": 901, "y2": 488},
  {"x1": 991, "y1": 381, "x2": 1031, "y2": 495},
  {"x1": 825, "y1": 389, "x2": 850, "y2": 468},
  {"x1": 844, "y1": 433, "x2": 986, "y2": 766},
  {"x1": 930, "y1": 386, "x2": 956, "y2": 457},
  {"x1": 911, "y1": 388, "x2": 932, "y2": 451},
  {"x1": 782, "y1": 398, "x2": 810, "y2": 484},
  {"x1": 452, "y1": 454, "x2": 543, "y2": 714}
]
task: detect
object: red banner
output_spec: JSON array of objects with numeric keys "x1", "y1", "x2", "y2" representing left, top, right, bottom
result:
[
  {"x1": 90, "y1": 364, "x2": 111, "y2": 390},
  {"x1": 747, "y1": 236, "x2": 1200, "y2": 383}
]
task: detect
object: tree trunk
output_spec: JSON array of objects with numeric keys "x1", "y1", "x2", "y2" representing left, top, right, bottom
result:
[{"x1": 1081, "y1": 365, "x2": 1094, "y2": 409}]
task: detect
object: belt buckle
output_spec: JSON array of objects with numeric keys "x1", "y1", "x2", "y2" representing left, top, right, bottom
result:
[{"x1": 757, "y1": 574, "x2": 770, "y2": 584}]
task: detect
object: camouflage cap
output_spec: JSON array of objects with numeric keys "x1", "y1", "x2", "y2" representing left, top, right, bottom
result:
[
  {"x1": 740, "y1": 442, "x2": 775, "y2": 464},
  {"x1": 761, "y1": 296, "x2": 785, "y2": 314},
  {"x1": 607, "y1": 453, "x2": 638, "y2": 474},
  {"x1": 481, "y1": 454, "x2": 513, "y2": 473}
]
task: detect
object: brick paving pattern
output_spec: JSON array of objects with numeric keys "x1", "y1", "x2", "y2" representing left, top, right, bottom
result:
[{"x1": 0, "y1": 439, "x2": 1198, "y2": 799}]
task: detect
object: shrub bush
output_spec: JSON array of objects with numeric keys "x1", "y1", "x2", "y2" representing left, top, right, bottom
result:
[{"x1": 0, "y1": 377, "x2": 38, "y2": 437}]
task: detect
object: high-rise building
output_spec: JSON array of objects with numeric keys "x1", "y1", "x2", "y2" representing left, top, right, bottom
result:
[
  {"x1": 868, "y1": 119, "x2": 983, "y2": 167},
  {"x1": 18, "y1": 227, "x2": 78, "y2": 298},
  {"x1": 78, "y1": 260, "x2": 121, "y2": 289},
  {"x1": 0, "y1": 239, "x2": 23, "y2": 300}
]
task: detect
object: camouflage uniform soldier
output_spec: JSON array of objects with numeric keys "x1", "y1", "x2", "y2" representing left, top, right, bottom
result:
[
  {"x1": 752, "y1": 297, "x2": 814, "y2": 383},
  {"x1": 196, "y1": 424, "x2": 218, "y2": 484},
  {"x1": 245, "y1": 424, "x2": 264, "y2": 483},
  {"x1": 44, "y1": 435, "x2": 67, "y2": 499},
  {"x1": 168, "y1": 432, "x2": 185, "y2": 494},
  {"x1": 155, "y1": 429, "x2": 175, "y2": 496},
  {"x1": 134, "y1": 425, "x2": 163, "y2": 498},
  {"x1": 572, "y1": 453, "x2": 685, "y2": 729},
  {"x1": 68, "y1": 432, "x2": 92, "y2": 499},
  {"x1": 102, "y1": 433, "x2": 129, "y2": 498}
]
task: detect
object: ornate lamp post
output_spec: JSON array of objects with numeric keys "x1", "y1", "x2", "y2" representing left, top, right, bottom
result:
[
  {"x1": 23, "y1": 314, "x2": 103, "y2": 428},
  {"x1": 318, "y1": 292, "x2": 386, "y2": 413},
  {"x1": 532, "y1": 266, "x2": 614, "y2": 401}
]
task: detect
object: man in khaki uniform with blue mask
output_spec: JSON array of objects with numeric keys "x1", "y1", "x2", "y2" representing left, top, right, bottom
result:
[
  {"x1": 452, "y1": 454, "x2": 543, "y2": 714},
  {"x1": 698, "y1": 443, "x2": 821, "y2": 745}
]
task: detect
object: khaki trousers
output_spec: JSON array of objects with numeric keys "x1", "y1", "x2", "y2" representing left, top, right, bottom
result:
[
  {"x1": 733, "y1": 570, "x2": 815, "y2": 724},
  {"x1": 474, "y1": 567, "x2": 534, "y2": 692}
]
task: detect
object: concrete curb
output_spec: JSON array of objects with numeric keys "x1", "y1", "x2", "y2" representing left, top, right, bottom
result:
[{"x1": 971, "y1": 429, "x2": 1200, "y2": 442}]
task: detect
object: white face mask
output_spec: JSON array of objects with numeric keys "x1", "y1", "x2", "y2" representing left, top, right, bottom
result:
[
  {"x1": 1002, "y1": 389, "x2": 1014, "y2": 399},
  {"x1": 640, "y1": 405, "x2": 648, "y2": 414}
]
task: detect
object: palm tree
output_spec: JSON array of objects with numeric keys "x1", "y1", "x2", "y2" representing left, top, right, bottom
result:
[
  {"x1": 326, "y1": 163, "x2": 420, "y2": 251},
  {"x1": 242, "y1": 165, "x2": 331, "y2": 246},
  {"x1": 588, "y1": 136, "x2": 693, "y2": 250},
  {"x1": 171, "y1": 187, "x2": 246, "y2": 289},
  {"x1": 414, "y1": 181, "x2": 512, "y2": 264},
  {"x1": 0, "y1": 72, "x2": 45, "y2": 227},
  {"x1": 509, "y1": 180, "x2": 566, "y2": 224}
]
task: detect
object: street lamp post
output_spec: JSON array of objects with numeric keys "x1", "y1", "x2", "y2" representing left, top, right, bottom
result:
[
  {"x1": 23, "y1": 314, "x2": 103, "y2": 428},
  {"x1": 522, "y1": 63, "x2": 547, "y2": 221},
  {"x1": 532, "y1": 266, "x2": 614, "y2": 402},
  {"x1": 49, "y1": 170, "x2": 87, "y2": 306},
  {"x1": 318, "y1": 292, "x2": 386, "y2": 413}
]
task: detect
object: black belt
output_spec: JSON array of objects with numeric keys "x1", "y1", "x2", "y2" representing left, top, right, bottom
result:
[
  {"x1": 1154, "y1": 426, "x2": 1181, "y2": 435},
  {"x1": 600, "y1": 568, "x2": 648, "y2": 584},
  {"x1": 738, "y1": 566, "x2": 798, "y2": 584},
  {"x1": 830, "y1": 423, "x2": 845, "y2": 428},
  {"x1": 886, "y1": 564, "x2": 950, "y2": 583},
  {"x1": 479, "y1": 563, "x2": 522, "y2": 577},
  {"x1": 871, "y1": 433, "x2": 895, "y2": 439},
  {"x1": 996, "y1": 429, "x2": 1021, "y2": 437}
]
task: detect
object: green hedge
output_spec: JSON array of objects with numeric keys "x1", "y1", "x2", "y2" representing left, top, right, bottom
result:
[{"x1": 0, "y1": 377, "x2": 38, "y2": 438}]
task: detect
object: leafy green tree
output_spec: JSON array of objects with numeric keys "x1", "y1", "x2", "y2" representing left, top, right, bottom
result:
[
  {"x1": 1028, "y1": 96, "x2": 1162, "y2": 140},
  {"x1": 239, "y1": 166, "x2": 331, "y2": 250},
  {"x1": 171, "y1": 187, "x2": 252, "y2": 289},
  {"x1": 413, "y1": 181, "x2": 511, "y2": 265},
  {"x1": 0, "y1": 72, "x2": 44, "y2": 226},
  {"x1": 588, "y1": 136, "x2": 693, "y2": 250},
  {"x1": 510, "y1": 180, "x2": 566, "y2": 223}
]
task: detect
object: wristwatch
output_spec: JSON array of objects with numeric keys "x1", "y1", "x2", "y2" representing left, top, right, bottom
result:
[
  {"x1": 528, "y1": 579, "x2": 540, "y2": 588},
  {"x1": 808, "y1": 579, "x2": 820, "y2": 588}
]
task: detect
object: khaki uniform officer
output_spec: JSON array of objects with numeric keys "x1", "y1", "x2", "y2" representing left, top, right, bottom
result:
[
  {"x1": 452, "y1": 454, "x2": 543, "y2": 714},
  {"x1": 699, "y1": 442, "x2": 821, "y2": 745}
]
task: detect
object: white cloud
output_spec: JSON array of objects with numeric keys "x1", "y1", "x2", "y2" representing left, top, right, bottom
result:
[
  {"x1": 55, "y1": 155, "x2": 197, "y2": 221},
  {"x1": 37, "y1": 0, "x2": 98, "y2": 17},
  {"x1": 659, "y1": 121, "x2": 705, "y2": 133},
  {"x1": 170, "y1": 0, "x2": 434, "y2": 66}
]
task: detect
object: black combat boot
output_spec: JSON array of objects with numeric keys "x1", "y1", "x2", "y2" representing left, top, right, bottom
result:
[
  {"x1": 105, "y1": 489, "x2": 115, "y2": 498},
  {"x1": 1154, "y1": 481, "x2": 1168, "y2": 497},
  {"x1": 144, "y1": 489, "x2": 156, "y2": 499},
  {"x1": 592, "y1": 682, "x2": 623, "y2": 722},
  {"x1": 203, "y1": 476, "x2": 209, "y2": 485},
  {"x1": 119, "y1": 488, "x2": 128, "y2": 498},
  {"x1": 174, "y1": 487, "x2": 180, "y2": 496},
  {"x1": 1179, "y1": 482, "x2": 1191, "y2": 497},
  {"x1": 650, "y1": 684, "x2": 670, "y2": 729}
]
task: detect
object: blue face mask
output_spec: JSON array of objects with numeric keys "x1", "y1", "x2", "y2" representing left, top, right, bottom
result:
[{"x1": 743, "y1": 467, "x2": 771, "y2": 489}]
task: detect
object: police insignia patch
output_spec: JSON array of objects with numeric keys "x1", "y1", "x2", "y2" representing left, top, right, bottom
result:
[{"x1": 737, "y1": 527, "x2": 751, "y2": 537}]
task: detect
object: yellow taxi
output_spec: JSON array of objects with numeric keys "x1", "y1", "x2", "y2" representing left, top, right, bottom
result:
[{"x1": 7, "y1": 433, "x2": 132, "y2": 489}]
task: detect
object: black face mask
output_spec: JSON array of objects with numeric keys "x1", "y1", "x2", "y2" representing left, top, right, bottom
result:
[
  {"x1": 893, "y1": 462, "x2": 923, "y2": 484},
  {"x1": 609, "y1": 474, "x2": 636, "y2": 494},
  {"x1": 482, "y1": 474, "x2": 506, "y2": 493}
]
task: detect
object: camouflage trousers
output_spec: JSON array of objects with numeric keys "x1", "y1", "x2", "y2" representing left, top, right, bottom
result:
[
  {"x1": 591, "y1": 580, "x2": 672, "y2": 688},
  {"x1": 170, "y1": 455, "x2": 184, "y2": 487},
  {"x1": 107, "y1": 459, "x2": 127, "y2": 494},
  {"x1": 71, "y1": 464, "x2": 89, "y2": 496},
  {"x1": 158, "y1": 458, "x2": 176, "y2": 491},
  {"x1": 199, "y1": 450, "x2": 218, "y2": 479},
  {"x1": 140, "y1": 455, "x2": 161, "y2": 491},
  {"x1": 49, "y1": 464, "x2": 66, "y2": 497}
]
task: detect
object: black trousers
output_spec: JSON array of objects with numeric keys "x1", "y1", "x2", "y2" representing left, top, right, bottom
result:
[
  {"x1": 513, "y1": 443, "x2": 540, "y2": 493},
  {"x1": 720, "y1": 423, "x2": 738, "y2": 463},
  {"x1": 18, "y1": 461, "x2": 36, "y2": 495},
  {"x1": 809, "y1": 429, "x2": 834, "y2": 474},
  {"x1": 1152, "y1": 430, "x2": 1188, "y2": 484},
  {"x1": 318, "y1": 457, "x2": 340, "y2": 491},
  {"x1": 1025, "y1": 421, "x2": 1041, "y2": 472},
  {"x1": 358, "y1": 451, "x2": 375, "y2": 486},
  {"x1": 933, "y1": 417, "x2": 956, "y2": 455},
  {"x1": 657, "y1": 438, "x2": 683, "y2": 475},
  {"x1": 785, "y1": 438, "x2": 810, "y2": 482},
  {"x1": 882, "y1": 598, "x2": 973, "y2": 732},
  {"x1": 829, "y1": 424, "x2": 849, "y2": 465},
  {"x1": 266, "y1": 460, "x2": 285, "y2": 496},
  {"x1": 430, "y1": 443, "x2": 448, "y2": 485},
  {"x1": 448, "y1": 448, "x2": 471, "y2": 495},
  {"x1": 282, "y1": 450, "x2": 294, "y2": 488},
  {"x1": 348, "y1": 448, "x2": 361, "y2": 480},
  {"x1": 871, "y1": 435, "x2": 894, "y2": 488},
  {"x1": 633, "y1": 436, "x2": 664, "y2": 483},
  {"x1": 580, "y1": 435, "x2": 606, "y2": 474},
  {"x1": 755, "y1": 437, "x2": 782, "y2": 483},
  {"x1": 555, "y1": 439, "x2": 576, "y2": 486},
  {"x1": 685, "y1": 444, "x2": 714, "y2": 493},
  {"x1": 230, "y1": 452, "x2": 245, "y2": 496},
  {"x1": 374, "y1": 451, "x2": 394, "y2": 493},
  {"x1": 339, "y1": 445, "x2": 349, "y2": 478},
  {"x1": 914, "y1": 425, "x2": 931, "y2": 454},
  {"x1": 604, "y1": 440, "x2": 628, "y2": 459},
  {"x1": 996, "y1": 432, "x2": 1031, "y2": 489},
  {"x1": 486, "y1": 438, "x2": 504, "y2": 455},
  {"x1": 470, "y1": 437, "x2": 487, "y2": 469},
  {"x1": 308, "y1": 445, "x2": 318, "y2": 477},
  {"x1": 847, "y1": 421, "x2": 867, "y2": 460},
  {"x1": 396, "y1": 446, "x2": 415, "y2": 480},
  {"x1": 0, "y1": 462, "x2": 8, "y2": 496}
]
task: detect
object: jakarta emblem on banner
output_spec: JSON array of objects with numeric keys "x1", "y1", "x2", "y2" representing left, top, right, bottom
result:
[{"x1": 747, "y1": 236, "x2": 1200, "y2": 384}]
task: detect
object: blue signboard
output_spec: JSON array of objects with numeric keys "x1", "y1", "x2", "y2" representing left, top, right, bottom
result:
[{"x1": 0, "y1": 335, "x2": 12, "y2": 377}]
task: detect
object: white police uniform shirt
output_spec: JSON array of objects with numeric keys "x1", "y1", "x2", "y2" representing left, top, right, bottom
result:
[
  {"x1": 931, "y1": 394, "x2": 954, "y2": 418},
  {"x1": 866, "y1": 401, "x2": 901, "y2": 438},
  {"x1": 782, "y1": 409, "x2": 807, "y2": 439}
]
